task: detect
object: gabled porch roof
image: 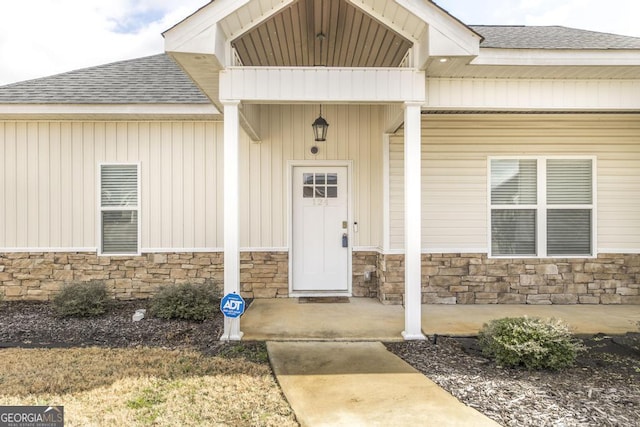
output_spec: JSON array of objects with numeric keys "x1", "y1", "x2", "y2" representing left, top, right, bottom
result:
[
  {"x1": 162, "y1": 0, "x2": 481, "y2": 108},
  {"x1": 163, "y1": 0, "x2": 481, "y2": 67},
  {"x1": 163, "y1": 0, "x2": 640, "y2": 117}
]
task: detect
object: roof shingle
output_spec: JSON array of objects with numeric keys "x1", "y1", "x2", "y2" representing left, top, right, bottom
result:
[
  {"x1": 0, "y1": 54, "x2": 210, "y2": 104},
  {"x1": 2, "y1": 25, "x2": 639, "y2": 106},
  {"x1": 471, "y1": 25, "x2": 640, "y2": 50}
]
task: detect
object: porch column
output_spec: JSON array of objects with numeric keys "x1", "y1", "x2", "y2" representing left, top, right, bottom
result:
[
  {"x1": 221, "y1": 100, "x2": 243, "y2": 341},
  {"x1": 402, "y1": 102, "x2": 426, "y2": 340}
]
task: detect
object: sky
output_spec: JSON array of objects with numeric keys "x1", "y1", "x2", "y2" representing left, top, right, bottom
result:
[{"x1": 1, "y1": 0, "x2": 639, "y2": 86}]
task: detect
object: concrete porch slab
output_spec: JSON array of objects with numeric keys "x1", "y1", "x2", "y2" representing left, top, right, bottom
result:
[
  {"x1": 422, "y1": 304, "x2": 640, "y2": 336},
  {"x1": 242, "y1": 298, "x2": 404, "y2": 341},
  {"x1": 242, "y1": 298, "x2": 640, "y2": 340}
]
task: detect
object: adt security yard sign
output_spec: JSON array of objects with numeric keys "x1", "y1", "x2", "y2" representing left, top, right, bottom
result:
[{"x1": 220, "y1": 293, "x2": 246, "y2": 318}]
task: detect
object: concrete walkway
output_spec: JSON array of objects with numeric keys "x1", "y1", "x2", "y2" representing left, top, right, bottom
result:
[
  {"x1": 257, "y1": 300, "x2": 638, "y2": 426},
  {"x1": 268, "y1": 341, "x2": 500, "y2": 427},
  {"x1": 243, "y1": 298, "x2": 640, "y2": 340}
]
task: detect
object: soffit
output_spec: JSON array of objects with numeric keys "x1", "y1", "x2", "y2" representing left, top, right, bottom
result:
[{"x1": 231, "y1": 0, "x2": 413, "y2": 67}]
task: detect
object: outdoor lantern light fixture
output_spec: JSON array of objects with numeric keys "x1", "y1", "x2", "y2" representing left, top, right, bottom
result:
[{"x1": 312, "y1": 105, "x2": 329, "y2": 142}]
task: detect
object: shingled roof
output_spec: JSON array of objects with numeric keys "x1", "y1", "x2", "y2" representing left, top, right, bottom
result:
[
  {"x1": 0, "y1": 54, "x2": 210, "y2": 104},
  {"x1": 471, "y1": 25, "x2": 640, "y2": 50},
  {"x1": 1, "y1": 25, "x2": 639, "y2": 106}
]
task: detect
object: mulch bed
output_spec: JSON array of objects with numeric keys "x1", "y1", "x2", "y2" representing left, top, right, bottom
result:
[
  {"x1": 1, "y1": 300, "x2": 639, "y2": 426},
  {"x1": 387, "y1": 334, "x2": 640, "y2": 426},
  {"x1": 0, "y1": 300, "x2": 225, "y2": 353}
]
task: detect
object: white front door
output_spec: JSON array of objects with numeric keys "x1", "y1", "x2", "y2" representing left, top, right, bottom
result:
[{"x1": 292, "y1": 166, "x2": 350, "y2": 294}]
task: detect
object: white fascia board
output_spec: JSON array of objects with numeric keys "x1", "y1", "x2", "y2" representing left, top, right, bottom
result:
[
  {"x1": 394, "y1": 0, "x2": 480, "y2": 56},
  {"x1": 225, "y1": 0, "x2": 297, "y2": 40},
  {"x1": 345, "y1": 0, "x2": 421, "y2": 42},
  {"x1": 474, "y1": 48, "x2": 640, "y2": 67},
  {"x1": 166, "y1": 22, "x2": 225, "y2": 62},
  {"x1": 428, "y1": 26, "x2": 479, "y2": 57},
  {"x1": 164, "y1": 0, "x2": 249, "y2": 60},
  {"x1": 415, "y1": 32, "x2": 476, "y2": 70},
  {"x1": 0, "y1": 104, "x2": 220, "y2": 117},
  {"x1": 163, "y1": 0, "x2": 249, "y2": 44}
]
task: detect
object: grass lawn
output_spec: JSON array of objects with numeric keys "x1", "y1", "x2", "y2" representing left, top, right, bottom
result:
[{"x1": 0, "y1": 346, "x2": 298, "y2": 426}]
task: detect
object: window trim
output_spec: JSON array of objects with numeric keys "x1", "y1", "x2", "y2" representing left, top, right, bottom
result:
[
  {"x1": 487, "y1": 155, "x2": 597, "y2": 259},
  {"x1": 98, "y1": 162, "x2": 141, "y2": 256}
]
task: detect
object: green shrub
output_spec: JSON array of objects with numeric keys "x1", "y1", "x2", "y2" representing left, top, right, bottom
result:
[
  {"x1": 149, "y1": 283, "x2": 217, "y2": 321},
  {"x1": 53, "y1": 281, "x2": 111, "y2": 318},
  {"x1": 478, "y1": 316, "x2": 585, "y2": 370}
]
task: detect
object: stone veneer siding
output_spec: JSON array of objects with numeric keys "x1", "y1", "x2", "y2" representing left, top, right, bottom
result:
[
  {"x1": 2, "y1": 251, "x2": 638, "y2": 304},
  {"x1": 0, "y1": 252, "x2": 289, "y2": 301},
  {"x1": 352, "y1": 251, "x2": 378, "y2": 298},
  {"x1": 378, "y1": 253, "x2": 640, "y2": 305},
  {"x1": 240, "y1": 252, "x2": 288, "y2": 298}
]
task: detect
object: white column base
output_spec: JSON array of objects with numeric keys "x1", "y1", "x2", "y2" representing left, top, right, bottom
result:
[
  {"x1": 402, "y1": 330, "x2": 427, "y2": 341},
  {"x1": 220, "y1": 318, "x2": 244, "y2": 341}
]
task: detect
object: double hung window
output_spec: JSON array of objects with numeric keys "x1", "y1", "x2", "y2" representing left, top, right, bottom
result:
[
  {"x1": 489, "y1": 157, "x2": 594, "y2": 257},
  {"x1": 99, "y1": 164, "x2": 140, "y2": 255}
]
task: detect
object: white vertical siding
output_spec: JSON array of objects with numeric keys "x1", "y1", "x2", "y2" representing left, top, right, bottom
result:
[
  {"x1": 389, "y1": 139, "x2": 488, "y2": 252},
  {"x1": 1, "y1": 107, "x2": 385, "y2": 251},
  {"x1": 4, "y1": 113, "x2": 637, "y2": 254},
  {"x1": 49, "y1": 123, "x2": 62, "y2": 246},
  {"x1": 0, "y1": 121, "x2": 224, "y2": 250},
  {"x1": 389, "y1": 114, "x2": 640, "y2": 253},
  {"x1": 241, "y1": 105, "x2": 384, "y2": 248}
]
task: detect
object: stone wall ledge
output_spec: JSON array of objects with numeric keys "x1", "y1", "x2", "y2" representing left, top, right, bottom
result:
[
  {"x1": 377, "y1": 253, "x2": 640, "y2": 306},
  {"x1": 0, "y1": 251, "x2": 288, "y2": 301},
  {"x1": 2, "y1": 251, "x2": 638, "y2": 305}
]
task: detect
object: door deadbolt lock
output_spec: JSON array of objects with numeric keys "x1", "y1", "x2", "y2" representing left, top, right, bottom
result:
[{"x1": 342, "y1": 221, "x2": 348, "y2": 229}]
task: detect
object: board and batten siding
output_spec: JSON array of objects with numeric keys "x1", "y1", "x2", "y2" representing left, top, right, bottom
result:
[
  {"x1": 0, "y1": 121, "x2": 225, "y2": 251},
  {"x1": 389, "y1": 114, "x2": 640, "y2": 253},
  {"x1": 0, "y1": 105, "x2": 385, "y2": 251},
  {"x1": 240, "y1": 104, "x2": 384, "y2": 249}
]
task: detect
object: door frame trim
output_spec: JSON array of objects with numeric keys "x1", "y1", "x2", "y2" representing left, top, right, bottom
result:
[{"x1": 287, "y1": 160, "x2": 354, "y2": 297}]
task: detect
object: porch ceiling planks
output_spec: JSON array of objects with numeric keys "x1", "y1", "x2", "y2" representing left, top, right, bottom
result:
[{"x1": 231, "y1": 0, "x2": 412, "y2": 67}]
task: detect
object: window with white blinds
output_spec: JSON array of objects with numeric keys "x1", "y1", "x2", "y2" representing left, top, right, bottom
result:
[
  {"x1": 490, "y1": 157, "x2": 594, "y2": 257},
  {"x1": 491, "y1": 159, "x2": 537, "y2": 205},
  {"x1": 100, "y1": 164, "x2": 140, "y2": 255}
]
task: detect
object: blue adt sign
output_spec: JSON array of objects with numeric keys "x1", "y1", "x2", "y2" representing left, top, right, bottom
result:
[{"x1": 220, "y1": 293, "x2": 246, "y2": 318}]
